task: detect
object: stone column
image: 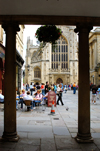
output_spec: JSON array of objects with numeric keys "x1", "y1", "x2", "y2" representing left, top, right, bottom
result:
[
  {"x1": 74, "y1": 24, "x2": 93, "y2": 142},
  {"x1": 2, "y1": 22, "x2": 20, "y2": 141}
]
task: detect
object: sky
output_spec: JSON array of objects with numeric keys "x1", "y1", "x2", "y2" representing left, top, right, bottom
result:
[{"x1": 23, "y1": 25, "x2": 41, "y2": 59}]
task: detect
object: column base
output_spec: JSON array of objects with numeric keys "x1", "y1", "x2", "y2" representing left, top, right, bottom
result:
[
  {"x1": 75, "y1": 133, "x2": 94, "y2": 143},
  {"x1": 0, "y1": 132, "x2": 20, "y2": 142}
]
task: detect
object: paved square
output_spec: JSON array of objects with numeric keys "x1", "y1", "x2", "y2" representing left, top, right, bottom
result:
[{"x1": 0, "y1": 90, "x2": 100, "y2": 150}]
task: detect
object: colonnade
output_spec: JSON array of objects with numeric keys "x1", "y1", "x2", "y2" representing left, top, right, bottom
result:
[{"x1": 1, "y1": 22, "x2": 93, "y2": 142}]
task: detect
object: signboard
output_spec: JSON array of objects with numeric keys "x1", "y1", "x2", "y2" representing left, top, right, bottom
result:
[{"x1": 48, "y1": 91, "x2": 56, "y2": 107}]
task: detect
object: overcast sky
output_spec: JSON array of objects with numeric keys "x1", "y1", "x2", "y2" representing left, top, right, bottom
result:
[{"x1": 23, "y1": 25, "x2": 41, "y2": 59}]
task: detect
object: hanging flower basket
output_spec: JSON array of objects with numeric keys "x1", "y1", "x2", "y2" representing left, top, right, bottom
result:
[{"x1": 35, "y1": 25, "x2": 62, "y2": 47}]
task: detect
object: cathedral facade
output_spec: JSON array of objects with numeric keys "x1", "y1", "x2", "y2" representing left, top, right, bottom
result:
[{"x1": 25, "y1": 26, "x2": 78, "y2": 85}]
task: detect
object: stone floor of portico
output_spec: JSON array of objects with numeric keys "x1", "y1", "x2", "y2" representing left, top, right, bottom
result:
[{"x1": 0, "y1": 90, "x2": 100, "y2": 151}]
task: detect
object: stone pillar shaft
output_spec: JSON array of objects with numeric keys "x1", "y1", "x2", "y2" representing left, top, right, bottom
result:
[
  {"x1": 2, "y1": 23, "x2": 20, "y2": 141},
  {"x1": 74, "y1": 24, "x2": 93, "y2": 142}
]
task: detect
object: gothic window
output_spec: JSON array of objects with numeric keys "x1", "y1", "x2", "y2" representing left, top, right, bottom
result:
[
  {"x1": 62, "y1": 45, "x2": 63, "y2": 52},
  {"x1": 66, "y1": 45, "x2": 68, "y2": 52},
  {"x1": 64, "y1": 45, "x2": 65, "y2": 52},
  {"x1": 52, "y1": 54, "x2": 53, "y2": 61},
  {"x1": 54, "y1": 63, "x2": 55, "y2": 69},
  {"x1": 59, "y1": 54, "x2": 60, "y2": 61},
  {"x1": 56, "y1": 63, "x2": 58, "y2": 68},
  {"x1": 56, "y1": 54, "x2": 58, "y2": 61},
  {"x1": 62, "y1": 63, "x2": 63, "y2": 69},
  {"x1": 51, "y1": 36, "x2": 68, "y2": 69},
  {"x1": 62, "y1": 54, "x2": 63, "y2": 61},
  {"x1": 64, "y1": 54, "x2": 65, "y2": 61},
  {"x1": 54, "y1": 54, "x2": 55, "y2": 61},
  {"x1": 66, "y1": 54, "x2": 68, "y2": 61},
  {"x1": 64, "y1": 63, "x2": 65, "y2": 68},
  {"x1": 52, "y1": 63, "x2": 53, "y2": 69},
  {"x1": 66, "y1": 63, "x2": 68, "y2": 68},
  {"x1": 34, "y1": 68, "x2": 41, "y2": 78},
  {"x1": 59, "y1": 45, "x2": 60, "y2": 52}
]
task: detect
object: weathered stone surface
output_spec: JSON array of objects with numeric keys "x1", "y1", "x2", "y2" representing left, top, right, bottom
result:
[
  {"x1": 0, "y1": 91, "x2": 100, "y2": 150},
  {"x1": 55, "y1": 137, "x2": 81, "y2": 149}
]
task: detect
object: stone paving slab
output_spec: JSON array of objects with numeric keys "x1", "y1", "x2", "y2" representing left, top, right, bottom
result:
[
  {"x1": 0, "y1": 90, "x2": 100, "y2": 150},
  {"x1": 58, "y1": 149, "x2": 82, "y2": 151},
  {"x1": 80, "y1": 143, "x2": 100, "y2": 151},
  {"x1": 91, "y1": 133, "x2": 100, "y2": 138},
  {"x1": 17, "y1": 125, "x2": 53, "y2": 133},
  {"x1": 15, "y1": 144, "x2": 40, "y2": 151},
  {"x1": 55, "y1": 137, "x2": 81, "y2": 150},
  {"x1": 18, "y1": 132, "x2": 28, "y2": 138},
  {"x1": 53, "y1": 127, "x2": 70, "y2": 136},
  {"x1": 28, "y1": 132, "x2": 54, "y2": 138}
]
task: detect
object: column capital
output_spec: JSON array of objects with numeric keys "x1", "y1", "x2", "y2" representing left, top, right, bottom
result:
[
  {"x1": 2, "y1": 21, "x2": 20, "y2": 32},
  {"x1": 74, "y1": 23, "x2": 93, "y2": 33}
]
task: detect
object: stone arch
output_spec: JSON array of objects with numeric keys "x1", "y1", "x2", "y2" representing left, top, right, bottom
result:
[
  {"x1": 56, "y1": 78, "x2": 63, "y2": 84},
  {"x1": 61, "y1": 35, "x2": 68, "y2": 44}
]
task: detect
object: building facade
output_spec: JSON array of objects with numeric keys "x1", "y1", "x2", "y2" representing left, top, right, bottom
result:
[
  {"x1": 16, "y1": 25, "x2": 25, "y2": 91},
  {"x1": 25, "y1": 26, "x2": 78, "y2": 85},
  {"x1": 0, "y1": 25, "x2": 25, "y2": 93},
  {"x1": 89, "y1": 28, "x2": 100, "y2": 86}
]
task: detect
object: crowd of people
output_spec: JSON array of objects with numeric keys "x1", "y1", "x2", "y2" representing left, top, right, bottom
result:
[
  {"x1": 1, "y1": 82, "x2": 100, "y2": 111},
  {"x1": 22, "y1": 82, "x2": 78, "y2": 108},
  {"x1": 25, "y1": 82, "x2": 78, "y2": 95}
]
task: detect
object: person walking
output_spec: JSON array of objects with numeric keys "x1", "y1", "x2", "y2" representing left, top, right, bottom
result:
[
  {"x1": 57, "y1": 84, "x2": 64, "y2": 105},
  {"x1": 91, "y1": 85, "x2": 97, "y2": 104},
  {"x1": 30, "y1": 82, "x2": 33, "y2": 96},
  {"x1": 54, "y1": 83, "x2": 57, "y2": 94},
  {"x1": 73, "y1": 82, "x2": 76, "y2": 94},
  {"x1": 41, "y1": 83, "x2": 45, "y2": 96},
  {"x1": 45, "y1": 81, "x2": 49, "y2": 94}
]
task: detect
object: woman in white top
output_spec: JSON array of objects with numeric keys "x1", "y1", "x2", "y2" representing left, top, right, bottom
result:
[{"x1": 0, "y1": 89, "x2": 4, "y2": 102}]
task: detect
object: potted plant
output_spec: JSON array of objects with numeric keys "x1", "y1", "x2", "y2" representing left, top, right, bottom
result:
[{"x1": 35, "y1": 25, "x2": 62, "y2": 51}]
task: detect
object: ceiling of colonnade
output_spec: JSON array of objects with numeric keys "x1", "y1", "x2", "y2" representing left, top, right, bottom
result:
[{"x1": 0, "y1": 0, "x2": 100, "y2": 17}]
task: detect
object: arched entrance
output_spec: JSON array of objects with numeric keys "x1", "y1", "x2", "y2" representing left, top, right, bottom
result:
[
  {"x1": 35, "y1": 82, "x2": 39, "y2": 85},
  {"x1": 56, "y1": 78, "x2": 63, "y2": 84}
]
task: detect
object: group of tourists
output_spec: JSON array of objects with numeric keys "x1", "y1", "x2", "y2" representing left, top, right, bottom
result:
[
  {"x1": 25, "y1": 82, "x2": 78, "y2": 94},
  {"x1": 0, "y1": 82, "x2": 100, "y2": 110},
  {"x1": 23, "y1": 81, "x2": 78, "y2": 107}
]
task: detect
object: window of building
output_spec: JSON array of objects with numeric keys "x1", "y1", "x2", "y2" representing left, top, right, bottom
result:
[
  {"x1": 51, "y1": 36, "x2": 68, "y2": 69},
  {"x1": 34, "y1": 68, "x2": 41, "y2": 78}
]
